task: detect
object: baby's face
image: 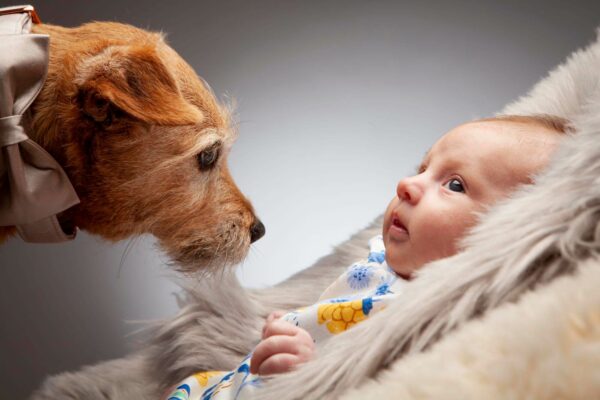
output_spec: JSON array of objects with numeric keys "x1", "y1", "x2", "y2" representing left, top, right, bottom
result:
[{"x1": 383, "y1": 120, "x2": 559, "y2": 278}]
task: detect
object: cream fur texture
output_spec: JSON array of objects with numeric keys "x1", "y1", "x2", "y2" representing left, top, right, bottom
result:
[
  {"x1": 342, "y1": 258, "x2": 600, "y2": 400},
  {"x1": 31, "y1": 30, "x2": 600, "y2": 400}
]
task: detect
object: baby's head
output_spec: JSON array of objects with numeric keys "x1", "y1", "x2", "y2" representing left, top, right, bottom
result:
[{"x1": 383, "y1": 115, "x2": 569, "y2": 278}]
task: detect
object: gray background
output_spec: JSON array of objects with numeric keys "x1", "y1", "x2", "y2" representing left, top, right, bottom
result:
[{"x1": 1, "y1": 1, "x2": 599, "y2": 398}]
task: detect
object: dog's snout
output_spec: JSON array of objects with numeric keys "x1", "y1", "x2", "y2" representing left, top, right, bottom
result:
[{"x1": 250, "y1": 219, "x2": 265, "y2": 243}]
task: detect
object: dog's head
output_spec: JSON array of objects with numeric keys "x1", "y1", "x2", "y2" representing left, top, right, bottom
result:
[{"x1": 25, "y1": 22, "x2": 264, "y2": 271}]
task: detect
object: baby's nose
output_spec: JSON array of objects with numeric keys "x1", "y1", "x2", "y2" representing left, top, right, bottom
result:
[{"x1": 396, "y1": 177, "x2": 422, "y2": 204}]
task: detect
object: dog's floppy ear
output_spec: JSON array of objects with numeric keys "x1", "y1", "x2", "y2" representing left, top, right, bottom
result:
[{"x1": 76, "y1": 44, "x2": 203, "y2": 126}]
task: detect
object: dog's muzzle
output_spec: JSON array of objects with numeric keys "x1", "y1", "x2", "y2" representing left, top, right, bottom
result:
[{"x1": 0, "y1": 5, "x2": 80, "y2": 243}]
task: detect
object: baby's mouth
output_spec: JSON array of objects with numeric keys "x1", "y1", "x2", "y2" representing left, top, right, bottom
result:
[{"x1": 391, "y1": 216, "x2": 409, "y2": 235}]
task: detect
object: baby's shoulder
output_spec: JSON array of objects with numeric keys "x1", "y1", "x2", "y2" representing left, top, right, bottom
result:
[{"x1": 318, "y1": 236, "x2": 397, "y2": 300}]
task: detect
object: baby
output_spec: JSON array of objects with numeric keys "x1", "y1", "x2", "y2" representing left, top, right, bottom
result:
[{"x1": 165, "y1": 114, "x2": 566, "y2": 400}]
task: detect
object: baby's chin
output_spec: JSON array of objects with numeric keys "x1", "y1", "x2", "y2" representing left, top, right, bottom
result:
[{"x1": 385, "y1": 253, "x2": 414, "y2": 280}]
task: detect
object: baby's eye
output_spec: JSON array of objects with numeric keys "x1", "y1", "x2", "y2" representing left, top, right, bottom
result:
[{"x1": 443, "y1": 178, "x2": 465, "y2": 193}]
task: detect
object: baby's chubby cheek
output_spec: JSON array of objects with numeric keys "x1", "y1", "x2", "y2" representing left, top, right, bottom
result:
[
  {"x1": 416, "y1": 214, "x2": 461, "y2": 261},
  {"x1": 416, "y1": 207, "x2": 480, "y2": 263},
  {"x1": 383, "y1": 208, "x2": 478, "y2": 276}
]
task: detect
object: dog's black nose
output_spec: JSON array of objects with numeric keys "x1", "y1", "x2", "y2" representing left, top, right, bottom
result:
[{"x1": 250, "y1": 219, "x2": 265, "y2": 243}]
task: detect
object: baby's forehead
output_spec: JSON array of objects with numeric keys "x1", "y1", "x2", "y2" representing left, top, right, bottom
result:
[
  {"x1": 429, "y1": 120, "x2": 560, "y2": 186},
  {"x1": 433, "y1": 120, "x2": 558, "y2": 155}
]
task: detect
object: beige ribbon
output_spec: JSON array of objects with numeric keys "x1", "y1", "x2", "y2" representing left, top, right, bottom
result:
[{"x1": 0, "y1": 6, "x2": 80, "y2": 242}]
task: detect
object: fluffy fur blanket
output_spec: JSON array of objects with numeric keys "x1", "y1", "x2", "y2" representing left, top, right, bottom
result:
[{"x1": 32, "y1": 31, "x2": 600, "y2": 400}]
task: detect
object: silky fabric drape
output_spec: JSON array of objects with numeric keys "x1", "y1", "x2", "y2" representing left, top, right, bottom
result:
[{"x1": 0, "y1": 8, "x2": 79, "y2": 242}]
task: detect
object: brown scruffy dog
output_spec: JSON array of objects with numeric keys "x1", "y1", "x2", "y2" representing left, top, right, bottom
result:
[{"x1": 0, "y1": 21, "x2": 265, "y2": 271}]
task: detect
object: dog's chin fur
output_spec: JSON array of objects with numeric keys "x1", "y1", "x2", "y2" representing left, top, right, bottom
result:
[
  {"x1": 167, "y1": 229, "x2": 252, "y2": 274},
  {"x1": 2, "y1": 21, "x2": 261, "y2": 270}
]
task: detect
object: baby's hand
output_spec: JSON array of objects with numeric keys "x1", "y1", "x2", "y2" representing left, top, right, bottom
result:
[{"x1": 250, "y1": 312, "x2": 315, "y2": 375}]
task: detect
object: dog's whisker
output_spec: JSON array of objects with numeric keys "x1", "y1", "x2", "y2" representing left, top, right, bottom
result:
[
  {"x1": 212, "y1": 236, "x2": 224, "y2": 260},
  {"x1": 117, "y1": 236, "x2": 141, "y2": 278},
  {"x1": 248, "y1": 244, "x2": 265, "y2": 260}
]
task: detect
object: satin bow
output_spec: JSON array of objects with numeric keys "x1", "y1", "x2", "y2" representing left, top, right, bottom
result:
[{"x1": 0, "y1": 9, "x2": 80, "y2": 242}]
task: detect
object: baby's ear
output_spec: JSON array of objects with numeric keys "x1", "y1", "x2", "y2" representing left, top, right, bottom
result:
[{"x1": 75, "y1": 44, "x2": 203, "y2": 126}]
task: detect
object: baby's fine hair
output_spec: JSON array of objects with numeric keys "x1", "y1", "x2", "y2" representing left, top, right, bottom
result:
[{"x1": 478, "y1": 114, "x2": 571, "y2": 135}]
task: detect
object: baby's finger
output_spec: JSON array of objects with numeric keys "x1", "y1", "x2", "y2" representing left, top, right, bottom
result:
[
  {"x1": 250, "y1": 335, "x2": 299, "y2": 374},
  {"x1": 266, "y1": 310, "x2": 287, "y2": 323},
  {"x1": 262, "y1": 319, "x2": 299, "y2": 339},
  {"x1": 262, "y1": 311, "x2": 288, "y2": 338},
  {"x1": 257, "y1": 353, "x2": 300, "y2": 376}
]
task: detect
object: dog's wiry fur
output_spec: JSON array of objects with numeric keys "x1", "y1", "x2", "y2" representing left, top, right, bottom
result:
[
  {"x1": 1, "y1": 22, "x2": 259, "y2": 271},
  {"x1": 31, "y1": 30, "x2": 600, "y2": 400}
]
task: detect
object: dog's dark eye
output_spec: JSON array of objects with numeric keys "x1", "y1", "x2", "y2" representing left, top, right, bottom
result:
[{"x1": 197, "y1": 142, "x2": 221, "y2": 170}]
